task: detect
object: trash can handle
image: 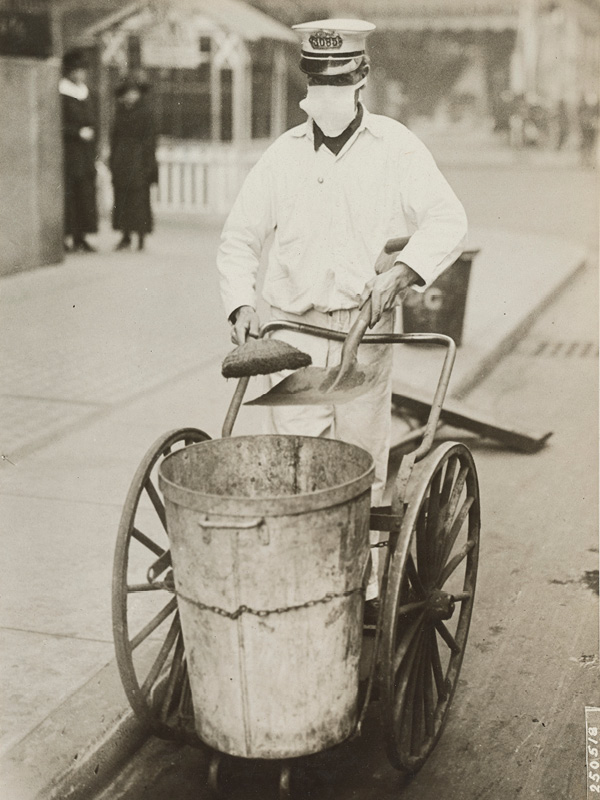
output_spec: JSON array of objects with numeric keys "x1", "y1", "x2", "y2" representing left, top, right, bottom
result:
[
  {"x1": 197, "y1": 517, "x2": 265, "y2": 529},
  {"x1": 196, "y1": 516, "x2": 269, "y2": 545}
]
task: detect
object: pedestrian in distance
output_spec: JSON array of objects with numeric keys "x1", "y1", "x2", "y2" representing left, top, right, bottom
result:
[
  {"x1": 509, "y1": 92, "x2": 527, "y2": 149},
  {"x1": 217, "y1": 18, "x2": 468, "y2": 616},
  {"x1": 554, "y1": 98, "x2": 569, "y2": 151},
  {"x1": 110, "y1": 73, "x2": 158, "y2": 251},
  {"x1": 59, "y1": 49, "x2": 98, "y2": 253},
  {"x1": 578, "y1": 92, "x2": 599, "y2": 168}
]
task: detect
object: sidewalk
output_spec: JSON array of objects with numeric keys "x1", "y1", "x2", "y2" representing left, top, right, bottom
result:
[{"x1": 0, "y1": 216, "x2": 588, "y2": 800}]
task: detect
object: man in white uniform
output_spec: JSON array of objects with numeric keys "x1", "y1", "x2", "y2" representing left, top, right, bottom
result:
[{"x1": 217, "y1": 19, "x2": 468, "y2": 607}]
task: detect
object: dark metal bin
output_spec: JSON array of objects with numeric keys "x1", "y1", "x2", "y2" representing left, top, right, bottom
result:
[{"x1": 402, "y1": 248, "x2": 480, "y2": 346}]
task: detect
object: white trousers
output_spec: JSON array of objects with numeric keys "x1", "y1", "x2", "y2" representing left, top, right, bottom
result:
[{"x1": 264, "y1": 307, "x2": 394, "y2": 600}]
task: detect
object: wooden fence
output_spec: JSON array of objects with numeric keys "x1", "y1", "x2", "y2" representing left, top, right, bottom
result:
[{"x1": 152, "y1": 141, "x2": 269, "y2": 215}]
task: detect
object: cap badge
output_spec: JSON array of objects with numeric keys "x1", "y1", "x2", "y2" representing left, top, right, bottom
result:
[{"x1": 309, "y1": 31, "x2": 343, "y2": 50}]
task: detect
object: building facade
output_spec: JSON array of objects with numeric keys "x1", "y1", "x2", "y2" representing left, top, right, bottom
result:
[
  {"x1": 251, "y1": 0, "x2": 600, "y2": 138},
  {"x1": 0, "y1": 1, "x2": 63, "y2": 275},
  {"x1": 71, "y1": 0, "x2": 301, "y2": 213}
]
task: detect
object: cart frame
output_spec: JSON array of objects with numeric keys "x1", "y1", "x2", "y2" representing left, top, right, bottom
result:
[{"x1": 112, "y1": 323, "x2": 481, "y2": 797}]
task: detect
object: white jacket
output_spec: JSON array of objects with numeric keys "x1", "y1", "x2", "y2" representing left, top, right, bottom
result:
[{"x1": 217, "y1": 107, "x2": 468, "y2": 318}]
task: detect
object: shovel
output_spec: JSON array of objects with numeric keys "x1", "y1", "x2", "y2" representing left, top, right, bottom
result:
[{"x1": 246, "y1": 236, "x2": 410, "y2": 407}]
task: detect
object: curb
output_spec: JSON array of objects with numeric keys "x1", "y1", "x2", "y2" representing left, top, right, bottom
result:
[
  {"x1": 391, "y1": 230, "x2": 590, "y2": 407},
  {"x1": 451, "y1": 255, "x2": 588, "y2": 400},
  {"x1": 0, "y1": 660, "x2": 147, "y2": 800}
]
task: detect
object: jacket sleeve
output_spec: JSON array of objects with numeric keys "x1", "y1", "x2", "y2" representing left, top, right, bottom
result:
[
  {"x1": 61, "y1": 96, "x2": 83, "y2": 140},
  {"x1": 146, "y1": 113, "x2": 159, "y2": 184},
  {"x1": 108, "y1": 119, "x2": 117, "y2": 174},
  {"x1": 393, "y1": 139, "x2": 468, "y2": 290},
  {"x1": 217, "y1": 153, "x2": 276, "y2": 319}
]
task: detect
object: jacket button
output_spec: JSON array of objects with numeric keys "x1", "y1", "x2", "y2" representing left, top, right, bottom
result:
[{"x1": 317, "y1": 176, "x2": 324, "y2": 183}]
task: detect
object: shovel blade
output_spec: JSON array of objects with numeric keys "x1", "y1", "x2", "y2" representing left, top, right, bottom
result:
[{"x1": 245, "y1": 363, "x2": 382, "y2": 406}]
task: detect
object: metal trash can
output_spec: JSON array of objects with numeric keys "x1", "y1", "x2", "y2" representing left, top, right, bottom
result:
[
  {"x1": 402, "y1": 248, "x2": 480, "y2": 346},
  {"x1": 158, "y1": 435, "x2": 374, "y2": 759}
]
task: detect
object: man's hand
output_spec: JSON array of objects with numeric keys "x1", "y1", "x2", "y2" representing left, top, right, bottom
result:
[
  {"x1": 229, "y1": 305, "x2": 260, "y2": 345},
  {"x1": 358, "y1": 259, "x2": 423, "y2": 327},
  {"x1": 79, "y1": 126, "x2": 95, "y2": 141}
]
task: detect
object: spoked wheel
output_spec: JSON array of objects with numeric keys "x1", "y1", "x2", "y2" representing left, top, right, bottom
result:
[
  {"x1": 380, "y1": 441, "x2": 480, "y2": 773},
  {"x1": 112, "y1": 427, "x2": 210, "y2": 743}
]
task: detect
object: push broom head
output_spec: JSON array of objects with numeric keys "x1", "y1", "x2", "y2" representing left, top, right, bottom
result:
[{"x1": 221, "y1": 338, "x2": 312, "y2": 378}]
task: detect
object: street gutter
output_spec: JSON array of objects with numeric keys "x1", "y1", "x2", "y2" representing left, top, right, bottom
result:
[{"x1": 0, "y1": 660, "x2": 147, "y2": 800}]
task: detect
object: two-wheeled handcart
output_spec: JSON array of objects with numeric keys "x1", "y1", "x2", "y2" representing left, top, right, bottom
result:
[{"x1": 112, "y1": 316, "x2": 481, "y2": 798}]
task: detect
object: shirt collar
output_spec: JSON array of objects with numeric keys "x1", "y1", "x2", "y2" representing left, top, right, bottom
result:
[
  {"x1": 313, "y1": 103, "x2": 363, "y2": 153},
  {"x1": 290, "y1": 104, "x2": 384, "y2": 141}
]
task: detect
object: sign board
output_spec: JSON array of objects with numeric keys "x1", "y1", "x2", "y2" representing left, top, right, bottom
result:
[
  {"x1": 142, "y1": 38, "x2": 203, "y2": 69},
  {"x1": 141, "y1": 21, "x2": 208, "y2": 69},
  {"x1": 0, "y1": 0, "x2": 52, "y2": 58}
]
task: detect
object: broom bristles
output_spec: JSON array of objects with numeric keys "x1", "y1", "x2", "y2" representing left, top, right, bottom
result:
[{"x1": 222, "y1": 339, "x2": 312, "y2": 378}]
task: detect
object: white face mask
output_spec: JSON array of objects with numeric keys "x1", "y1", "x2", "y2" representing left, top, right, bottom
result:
[{"x1": 299, "y1": 77, "x2": 367, "y2": 137}]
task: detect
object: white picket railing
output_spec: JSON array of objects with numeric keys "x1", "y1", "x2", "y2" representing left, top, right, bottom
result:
[{"x1": 152, "y1": 141, "x2": 270, "y2": 215}]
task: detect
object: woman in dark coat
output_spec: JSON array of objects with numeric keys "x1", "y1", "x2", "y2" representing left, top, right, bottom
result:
[
  {"x1": 60, "y1": 50, "x2": 98, "y2": 252},
  {"x1": 110, "y1": 76, "x2": 158, "y2": 251}
]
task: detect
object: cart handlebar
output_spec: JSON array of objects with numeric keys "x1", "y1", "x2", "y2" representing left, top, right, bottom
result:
[{"x1": 222, "y1": 323, "x2": 456, "y2": 463}]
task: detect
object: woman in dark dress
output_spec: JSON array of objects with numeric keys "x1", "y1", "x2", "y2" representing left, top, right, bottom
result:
[
  {"x1": 60, "y1": 49, "x2": 98, "y2": 252},
  {"x1": 110, "y1": 76, "x2": 158, "y2": 251}
]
